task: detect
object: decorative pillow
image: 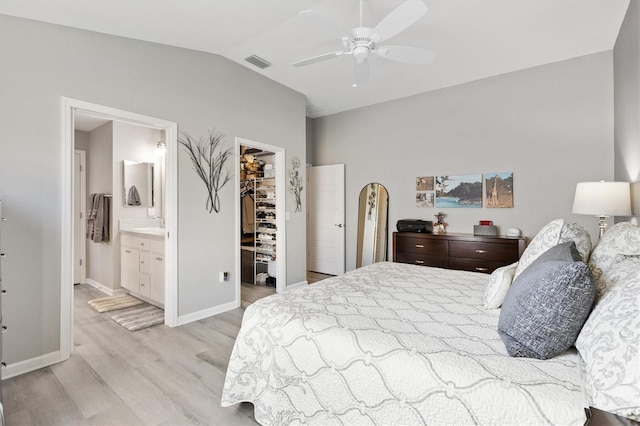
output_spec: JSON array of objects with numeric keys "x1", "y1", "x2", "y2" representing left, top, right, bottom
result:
[
  {"x1": 483, "y1": 262, "x2": 518, "y2": 309},
  {"x1": 558, "y1": 221, "x2": 591, "y2": 262},
  {"x1": 513, "y1": 219, "x2": 592, "y2": 280},
  {"x1": 498, "y1": 242, "x2": 596, "y2": 360},
  {"x1": 576, "y1": 255, "x2": 640, "y2": 421},
  {"x1": 512, "y1": 218, "x2": 564, "y2": 280},
  {"x1": 588, "y1": 222, "x2": 640, "y2": 299}
]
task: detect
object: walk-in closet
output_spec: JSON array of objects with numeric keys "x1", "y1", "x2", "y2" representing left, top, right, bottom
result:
[{"x1": 239, "y1": 145, "x2": 277, "y2": 305}]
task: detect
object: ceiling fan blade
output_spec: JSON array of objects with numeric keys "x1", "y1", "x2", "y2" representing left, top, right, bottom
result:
[
  {"x1": 372, "y1": 0, "x2": 428, "y2": 43},
  {"x1": 376, "y1": 45, "x2": 435, "y2": 64},
  {"x1": 353, "y1": 61, "x2": 370, "y2": 86},
  {"x1": 291, "y1": 51, "x2": 346, "y2": 67}
]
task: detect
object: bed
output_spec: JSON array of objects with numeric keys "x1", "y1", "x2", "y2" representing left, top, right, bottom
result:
[{"x1": 221, "y1": 220, "x2": 640, "y2": 425}]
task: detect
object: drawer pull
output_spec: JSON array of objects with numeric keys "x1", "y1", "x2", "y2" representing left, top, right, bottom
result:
[
  {"x1": 415, "y1": 260, "x2": 425, "y2": 264},
  {"x1": 156, "y1": 257, "x2": 163, "y2": 261},
  {"x1": 1, "y1": 362, "x2": 6, "y2": 368},
  {"x1": 475, "y1": 267, "x2": 489, "y2": 272},
  {"x1": 140, "y1": 261, "x2": 145, "y2": 264},
  {"x1": 125, "y1": 249, "x2": 131, "y2": 254},
  {"x1": 415, "y1": 244, "x2": 424, "y2": 248},
  {"x1": 0, "y1": 253, "x2": 5, "y2": 258},
  {"x1": 475, "y1": 249, "x2": 488, "y2": 254},
  {"x1": 2, "y1": 325, "x2": 7, "y2": 333},
  {"x1": 1, "y1": 289, "x2": 6, "y2": 295}
]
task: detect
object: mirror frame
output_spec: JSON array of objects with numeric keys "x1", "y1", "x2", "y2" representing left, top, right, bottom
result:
[{"x1": 356, "y1": 182, "x2": 389, "y2": 268}]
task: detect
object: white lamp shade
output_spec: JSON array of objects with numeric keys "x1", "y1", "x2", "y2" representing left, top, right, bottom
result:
[{"x1": 572, "y1": 181, "x2": 632, "y2": 217}]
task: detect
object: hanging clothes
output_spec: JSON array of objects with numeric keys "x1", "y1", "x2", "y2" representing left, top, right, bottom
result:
[{"x1": 242, "y1": 193, "x2": 255, "y2": 234}]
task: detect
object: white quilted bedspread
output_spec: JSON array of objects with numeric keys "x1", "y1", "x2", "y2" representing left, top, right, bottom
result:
[{"x1": 222, "y1": 262, "x2": 586, "y2": 425}]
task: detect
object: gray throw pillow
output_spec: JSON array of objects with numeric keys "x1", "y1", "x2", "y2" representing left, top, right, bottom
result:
[{"x1": 498, "y1": 241, "x2": 595, "y2": 360}]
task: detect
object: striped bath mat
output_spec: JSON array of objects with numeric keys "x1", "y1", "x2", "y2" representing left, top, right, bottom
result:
[
  {"x1": 111, "y1": 305, "x2": 164, "y2": 331},
  {"x1": 88, "y1": 294, "x2": 144, "y2": 313}
]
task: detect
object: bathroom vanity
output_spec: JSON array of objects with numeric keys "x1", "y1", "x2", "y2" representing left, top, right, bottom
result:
[{"x1": 121, "y1": 228, "x2": 165, "y2": 307}]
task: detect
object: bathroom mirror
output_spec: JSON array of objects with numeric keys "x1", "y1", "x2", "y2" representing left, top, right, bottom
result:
[
  {"x1": 123, "y1": 160, "x2": 154, "y2": 207},
  {"x1": 356, "y1": 183, "x2": 389, "y2": 268}
]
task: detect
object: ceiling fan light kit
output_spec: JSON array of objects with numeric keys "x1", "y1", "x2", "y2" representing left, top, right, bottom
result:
[{"x1": 291, "y1": 0, "x2": 435, "y2": 86}]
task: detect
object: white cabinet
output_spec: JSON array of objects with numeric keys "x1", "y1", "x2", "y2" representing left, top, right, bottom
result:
[
  {"x1": 150, "y1": 240, "x2": 164, "y2": 303},
  {"x1": 121, "y1": 233, "x2": 164, "y2": 306},
  {"x1": 121, "y1": 236, "x2": 140, "y2": 293}
]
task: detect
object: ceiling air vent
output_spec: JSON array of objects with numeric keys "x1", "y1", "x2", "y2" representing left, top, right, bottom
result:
[{"x1": 244, "y1": 55, "x2": 272, "y2": 69}]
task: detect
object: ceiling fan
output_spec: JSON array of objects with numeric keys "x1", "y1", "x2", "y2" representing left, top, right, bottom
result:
[{"x1": 291, "y1": 0, "x2": 435, "y2": 86}]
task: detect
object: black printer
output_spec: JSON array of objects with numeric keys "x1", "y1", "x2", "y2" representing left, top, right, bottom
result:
[{"x1": 396, "y1": 219, "x2": 433, "y2": 233}]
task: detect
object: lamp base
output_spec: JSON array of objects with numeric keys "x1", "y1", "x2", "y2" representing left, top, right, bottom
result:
[{"x1": 597, "y1": 216, "x2": 608, "y2": 240}]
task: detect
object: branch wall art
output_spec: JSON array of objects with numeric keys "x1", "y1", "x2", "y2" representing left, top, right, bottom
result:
[{"x1": 179, "y1": 127, "x2": 233, "y2": 214}]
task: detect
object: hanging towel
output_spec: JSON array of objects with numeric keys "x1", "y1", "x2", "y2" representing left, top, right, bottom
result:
[
  {"x1": 127, "y1": 185, "x2": 141, "y2": 206},
  {"x1": 87, "y1": 193, "x2": 110, "y2": 243}
]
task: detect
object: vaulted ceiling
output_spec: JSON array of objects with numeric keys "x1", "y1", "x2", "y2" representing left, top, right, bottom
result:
[{"x1": 0, "y1": 0, "x2": 630, "y2": 117}]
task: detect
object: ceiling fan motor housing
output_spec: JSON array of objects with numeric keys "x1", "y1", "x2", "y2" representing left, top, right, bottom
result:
[{"x1": 349, "y1": 27, "x2": 377, "y2": 62}]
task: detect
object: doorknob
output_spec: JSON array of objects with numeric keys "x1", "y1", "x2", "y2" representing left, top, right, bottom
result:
[{"x1": 334, "y1": 224, "x2": 343, "y2": 228}]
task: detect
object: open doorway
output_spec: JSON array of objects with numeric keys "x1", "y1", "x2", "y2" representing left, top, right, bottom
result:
[
  {"x1": 235, "y1": 137, "x2": 286, "y2": 307},
  {"x1": 61, "y1": 98, "x2": 178, "y2": 361}
]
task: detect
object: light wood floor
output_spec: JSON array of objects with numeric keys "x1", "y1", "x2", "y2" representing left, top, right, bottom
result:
[{"x1": 4, "y1": 272, "x2": 333, "y2": 425}]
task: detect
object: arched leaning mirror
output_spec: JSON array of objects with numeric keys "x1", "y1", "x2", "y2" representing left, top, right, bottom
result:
[{"x1": 356, "y1": 183, "x2": 389, "y2": 268}]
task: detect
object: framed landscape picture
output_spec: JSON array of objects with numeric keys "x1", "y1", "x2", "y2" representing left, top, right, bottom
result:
[
  {"x1": 485, "y1": 172, "x2": 514, "y2": 208},
  {"x1": 435, "y1": 174, "x2": 482, "y2": 208}
]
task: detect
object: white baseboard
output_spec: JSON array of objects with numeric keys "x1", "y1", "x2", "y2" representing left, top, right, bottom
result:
[
  {"x1": 285, "y1": 280, "x2": 308, "y2": 291},
  {"x1": 85, "y1": 279, "x2": 127, "y2": 296},
  {"x1": 176, "y1": 300, "x2": 238, "y2": 326},
  {"x1": 2, "y1": 350, "x2": 62, "y2": 380}
]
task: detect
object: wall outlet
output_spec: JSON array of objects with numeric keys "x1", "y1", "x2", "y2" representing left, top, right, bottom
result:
[{"x1": 219, "y1": 271, "x2": 229, "y2": 283}]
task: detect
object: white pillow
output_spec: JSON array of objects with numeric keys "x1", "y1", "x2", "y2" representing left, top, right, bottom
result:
[
  {"x1": 513, "y1": 219, "x2": 564, "y2": 280},
  {"x1": 483, "y1": 262, "x2": 518, "y2": 309},
  {"x1": 576, "y1": 255, "x2": 640, "y2": 421},
  {"x1": 588, "y1": 222, "x2": 640, "y2": 299},
  {"x1": 513, "y1": 219, "x2": 591, "y2": 280}
]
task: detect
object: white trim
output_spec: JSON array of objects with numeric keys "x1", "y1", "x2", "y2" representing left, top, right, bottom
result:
[
  {"x1": 74, "y1": 149, "x2": 87, "y2": 284},
  {"x1": 176, "y1": 301, "x2": 238, "y2": 326},
  {"x1": 284, "y1": 280, "x2": 308, "y2": 291},
  {"x1": 1, "y1": 351, "x2": 62, "y2": 380},
  {"x1": 85, "y1": 279, "x2": 127, "y2": 296},
  {"x1": 235, "y1": 137, "x2": 287, "y2": 311},
  {"x1": 61, "y1": 97, "x2": 179, "y2": 367}
]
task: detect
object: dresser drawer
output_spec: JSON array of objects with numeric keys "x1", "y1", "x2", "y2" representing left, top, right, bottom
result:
[
  {"x1": 449, "y1": 240, "x2": 518, "y2": 262},
  {"x1": 395, "y1": 236, "x2": 448, "y2": 256},
  {"x1": 396, "y1": 252, "x2": 448, "y2": 268},
  {"x1": 449, "y1": 257, "x2": 507, "y2": 274}
]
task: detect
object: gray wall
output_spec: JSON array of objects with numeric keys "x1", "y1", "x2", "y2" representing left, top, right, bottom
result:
[
  {"x1": 74, "y1": 130, "x2": 89, "y2": 152},
  {"x1": 313, "y1": 52, "x2": 614, "y2": 271},
  {"x1": 614, "y1": 0, "x2": 640, "y2": 222},
  {"x1": 86, "y1": 122, "x2": 114, "y2": 289},
  {"x1": 0, "y1": 15, "x2": 306, "y2": 365}
]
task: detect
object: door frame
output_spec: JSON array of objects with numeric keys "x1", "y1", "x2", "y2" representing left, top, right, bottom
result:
[
  {"x1": 61, "y1": 97, "x2": 179, "y2": 361},
  {"x1": 73, "y1": 149, "x2": 87, "y2": 284},
  {"x1": 235, "y1": 137, "x2": 286, "y2": 304}
]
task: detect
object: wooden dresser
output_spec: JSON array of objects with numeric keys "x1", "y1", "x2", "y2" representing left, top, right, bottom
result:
[{"x1": 393, "y1": 232, "x2": 525, "y2": 274}]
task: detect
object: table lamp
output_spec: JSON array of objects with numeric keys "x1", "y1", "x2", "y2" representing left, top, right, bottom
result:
[{"x1": 572, "y1": 181, "x2": 632, "y2": 239}]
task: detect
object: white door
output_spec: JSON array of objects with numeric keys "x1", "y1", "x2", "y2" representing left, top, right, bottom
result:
[
  {"x1": 73, "y1": 150, "x2": 86, "y2": 284},
  {"x1": 307, "y1": 164, "x2": 345, "y2": 275}
]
